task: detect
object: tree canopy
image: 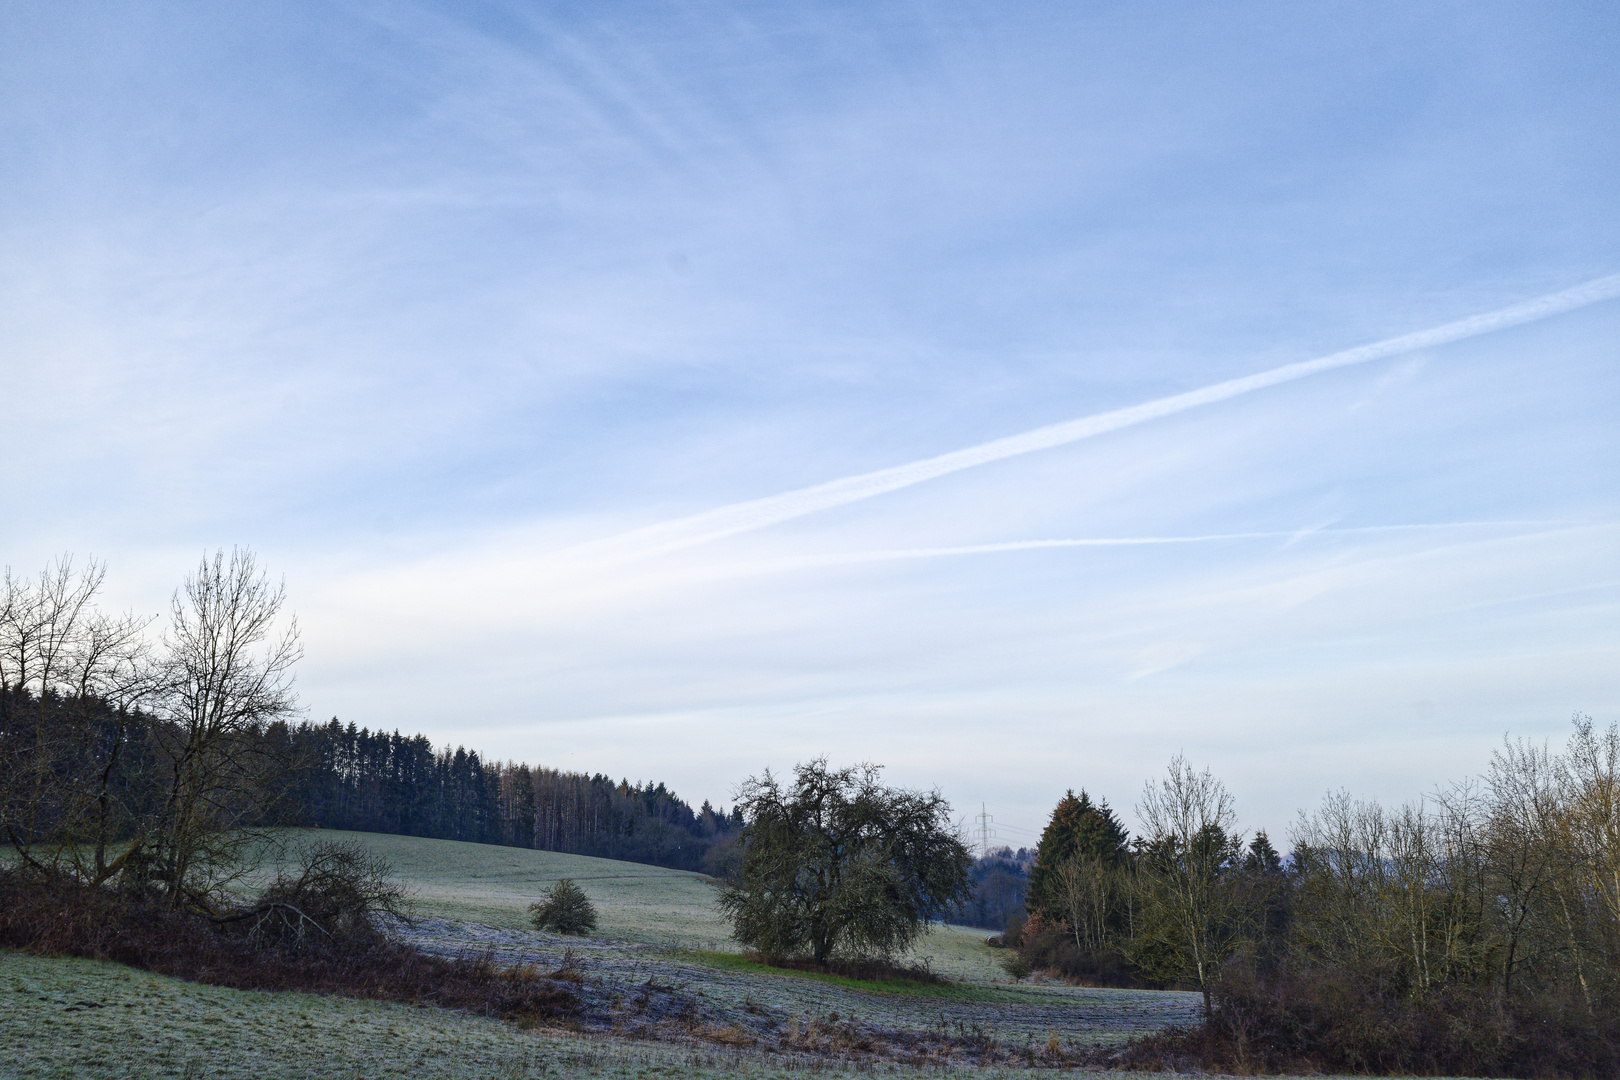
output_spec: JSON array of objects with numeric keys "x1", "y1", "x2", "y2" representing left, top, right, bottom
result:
[{"x1": 717, "y1": 759, "x2": 972, "y2": 964}]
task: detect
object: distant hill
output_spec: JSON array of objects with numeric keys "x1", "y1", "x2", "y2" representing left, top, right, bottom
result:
[
  {"x1": 259, "y1": 828, "x2": 1009, "y2": 980},
  {"x1": 276, "y1": 719, "x2": 740, "y2": 873}
]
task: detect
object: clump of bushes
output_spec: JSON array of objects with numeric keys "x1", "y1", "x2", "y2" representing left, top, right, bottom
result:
[
  {"x1": 992, "y1": 913, "x2": 1142, "y2": 987},
  {"x1": 528, "y1": 878, "x2": 598, "y2": 935},
  {"x1": 1108, "y1": 960, "x2": 1620, "y2": 1078},
  {"x1": 0, "y1": 845, "x2": 580, "y2": 1023},
  {"x1": 1012, "y1": 923, "x2": 1142, "y2": 987}
]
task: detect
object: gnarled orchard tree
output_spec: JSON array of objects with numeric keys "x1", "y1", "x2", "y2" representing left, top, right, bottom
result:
[{"x1": 718, "y1": 758, "x2": 972, "y2": 964}]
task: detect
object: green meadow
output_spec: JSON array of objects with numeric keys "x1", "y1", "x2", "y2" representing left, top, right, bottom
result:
[
  {"x1": 7, "y1": 829, "x2": 1207, "y2": 1078},
  {"x1": 249, "y1": 829, "x2": 1011, "y2": 981}
]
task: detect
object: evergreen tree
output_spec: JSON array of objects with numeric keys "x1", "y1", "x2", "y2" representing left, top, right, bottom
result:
[
  {"x1": 1244, "y1": 829, "x2": 1283, "y2": 875},
  {"x1": 1026, "y1": 789, "x2": 1129, "y2": 923}
]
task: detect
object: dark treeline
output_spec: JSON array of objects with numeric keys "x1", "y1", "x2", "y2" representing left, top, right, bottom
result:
[
  {"x1": 949, "y1": 846, "x2": 1031, "y2": 931},
  {"x1": 283, "y1": 718, "x2": 740, "y2": 872},
  {"x1": 1, "y1": 554, "x2": 739, "y2": 897},
  {"x1": 2, "y1": 697, "x2": 743, "y2": 875}
]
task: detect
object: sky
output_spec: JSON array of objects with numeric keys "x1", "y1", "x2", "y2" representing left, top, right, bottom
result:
[{"x1": 2, "y1": 0, "x2": 1617, "y2": 847}]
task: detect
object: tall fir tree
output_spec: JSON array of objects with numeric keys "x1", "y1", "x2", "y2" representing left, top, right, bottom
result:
[
  {"x1": 1025, "y1": 789, "x2": 1129, "y2": 924},
  {"x1": 1244, "y1": 829, "x2": 1283, "y2": 875}
]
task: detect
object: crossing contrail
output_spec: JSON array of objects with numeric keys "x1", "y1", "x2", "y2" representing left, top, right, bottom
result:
[
  {"x1": 715, "y1": 520, "x2": 1574, "y2": 575},
  {"x1": 576, "y1": 274, "x2": 1620, "y2": 563}
]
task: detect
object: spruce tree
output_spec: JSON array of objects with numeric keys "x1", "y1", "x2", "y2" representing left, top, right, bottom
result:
[
  {"x1": 1026, "y1": 789, "x2": 1129, "y2": 923},
  {"x1": 1244, "y1": 829, "x2": 1283, "y2": 875}
]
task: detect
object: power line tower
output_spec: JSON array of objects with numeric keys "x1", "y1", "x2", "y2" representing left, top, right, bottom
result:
[{"x1": 975, "y1": 802, "x2": 996, "y2": 855}]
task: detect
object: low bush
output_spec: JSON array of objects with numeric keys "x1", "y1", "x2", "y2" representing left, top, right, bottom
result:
[
  {"x1": 997, "y1": 949, "x2": 1032, "y2": 981},
  {"x1": 1012, "y1": 924, "x2": 1145, "y2": 988},
  {"x1": 528, "y1": 877, "x2": 598, "y2": 935},
  {"x1": 225, "y1": 840, "x2": 411, "y2": 956}
]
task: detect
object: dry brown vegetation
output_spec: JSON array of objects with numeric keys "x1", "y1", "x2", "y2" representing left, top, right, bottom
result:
[
  {"x1": 0, "y1": 871, "x2": 580, "y2": 1023},
  {"x1": 745, "y1": 951, "x2": 951, "y2": 985},
  {"x1": 1108, "y1": 962, "x2": 1620, "y2": 1078}
]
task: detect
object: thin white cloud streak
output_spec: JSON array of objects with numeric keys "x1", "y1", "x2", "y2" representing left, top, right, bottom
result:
[
  {"x1": 744, "y1": 521, "x2": 1576, "y2": 572},
  {"x1": 329, "y1": 521, "x2": 1562, "y2": 641},
  {"x1": 575, "y1": 274, "x2": 1620, "y2": 563}
]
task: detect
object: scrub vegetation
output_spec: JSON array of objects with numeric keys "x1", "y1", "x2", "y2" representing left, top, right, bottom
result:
[
  {"x1": 998, "y1": 722, "x2": 1620, "y2": 1077},
  {"x1": 4, "y1": 827, "x2": 1202, "y2": 1077}
]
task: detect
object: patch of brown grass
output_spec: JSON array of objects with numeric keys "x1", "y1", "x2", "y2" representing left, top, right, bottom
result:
[{"x1": 698, "y1": 1023, "x2": 757, "y2": 1046}]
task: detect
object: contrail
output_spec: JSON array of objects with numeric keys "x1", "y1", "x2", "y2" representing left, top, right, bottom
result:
[
  {"x1": 738, "y1": 520, "x2": 1571, "y2": 573},
  {"x1": 578, "y1": 274, "x2": 1620, "y2": 562}
]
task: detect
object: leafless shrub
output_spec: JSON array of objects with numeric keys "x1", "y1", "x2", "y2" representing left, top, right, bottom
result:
[
  {"x1": 230, "y1": 840, "x2": 411, "y2": 955},
  {"x1": 547, "y1": 948, "x2": 586, "y2": 982}
]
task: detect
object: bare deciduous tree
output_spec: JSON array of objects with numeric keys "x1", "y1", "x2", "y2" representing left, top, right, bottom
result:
[
  {"x1": 1486, "y1": 735, "x2": 1566, "y2": 1000},
  {"x1": 1132, "y1": 755, "x2": 1243, "y2": 1017},
  {"x1": 1291, "y1": 787, "x2": 1486, "y2": 997},
  {"x1": 145, "y1": 548, "x2": 302, "y2": 907},
  {"x1": 1557, "y1": 714, "x2": 1620, "y2": 1007},
  {"x1": 3, "y1": 550, "x2": 303, "y2": 907},
  {"x1": 0, "y1": 557, "x2": 159, "y2": 882},
  {"x1": 1051, "y1": 855, "x2": 1122, "y2": 954}
]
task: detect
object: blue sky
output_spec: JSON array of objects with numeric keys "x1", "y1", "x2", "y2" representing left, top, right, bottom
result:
[{"x1": 3, "y1": 1, "x2": 1617, "y2": 844}]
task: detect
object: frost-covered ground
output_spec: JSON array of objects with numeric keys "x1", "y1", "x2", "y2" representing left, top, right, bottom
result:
[
  {"x1": 5, "y1": 831, "x2": 1209, "y2": 1076},
  {"x1": 3, "y1": 951, "x2": 1066, "y2": 1080},
  {"x1": 249, "y1": 829, "x2": 1007, "y2": 978},
  {"x1": 392, "y1": 913, "x2": 1201, "y2": 1059}
]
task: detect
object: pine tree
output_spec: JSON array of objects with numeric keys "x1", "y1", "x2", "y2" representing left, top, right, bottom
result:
[
  {"x1": 529, "y1": 877, "x2": 598, "y2": 935},
  {"x1": 1026, "y1": 790, "x2": 1086, "y2": 922}
]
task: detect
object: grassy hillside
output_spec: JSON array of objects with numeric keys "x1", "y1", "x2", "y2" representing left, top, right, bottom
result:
[
  {"x1": 256, "y1": 828, "x2": 1007, "y2": 980},
  {"x1": 2, "y1": 950, "x2": 1060, "y2": 1080},
  {"x1": 259, "y1": 829, "x2": 727, "y2": 946},
  {"x1": 6, "y1": 829, "x2": 1214, "y2": 1077}
]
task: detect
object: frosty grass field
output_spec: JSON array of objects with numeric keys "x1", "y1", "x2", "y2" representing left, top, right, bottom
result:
[{"x1": 3, "y1": 829, "x2": 1213, "y2": 1078}]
